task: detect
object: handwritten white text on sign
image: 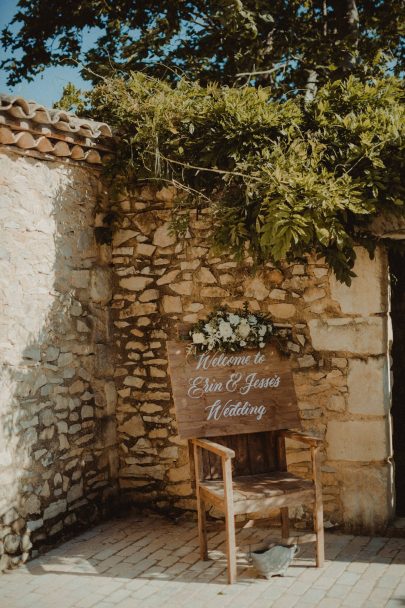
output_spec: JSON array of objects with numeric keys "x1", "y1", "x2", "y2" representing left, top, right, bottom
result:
[
  {"x1": 167, "y1": 341, "x2": 300, "y2": 438},
  {"x1": 186, "y1": 350, "x2": 283, "y2": 422}
]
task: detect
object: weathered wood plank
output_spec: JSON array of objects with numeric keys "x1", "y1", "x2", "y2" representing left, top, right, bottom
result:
[
  {"x1": 223, "y1": 456, "x2": 237, "y2": 584},
  {"x1": 167, "y1": 341, "x2": 301, "y2": 439},
  {"x1": 312, "y1": 445, "x2": 325, "y2": 567},
  {"x1": 193, "y1": 442, "x2": 208, "y2": 560}
]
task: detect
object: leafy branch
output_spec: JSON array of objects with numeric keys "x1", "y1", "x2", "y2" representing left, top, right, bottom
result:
[{"x1": 83, "y1": 72, "x2": 404, "y2": 284}]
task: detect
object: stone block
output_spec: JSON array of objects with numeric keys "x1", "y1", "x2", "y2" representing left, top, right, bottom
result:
[
  {"x1": 330, "y1": 246, "x2": 386, "y2": 314},
  {"x1": 200, "y1": 286, "x2": 228, "y2": 298},
  {"x1": 162, "y1": 295, "x2": 182, "y2": 313},
  {"x1": 155, "y1": 185, "x2": 176, "y2": 201},
  {"x1": 167, "y1": 483, "x2": 193, "y2": 496},
  {"x1": 90, "y1": 267, "x2": 112, "y2": 304},
  {"x1": 303, "y1": 287, "x2": 326, "y2": 302},
  {"x1": 3, "y1": 535, "x2": 20, "y2": 555},
  {"x1": 120, "y1": 464, "x2": 165, "y2": 480},
  {"x1": 339, "y1": 463, "x2": 394, "y2": 532},
  {"x1": 268, "y1": 303, "x2": 296, "y2": 319},
  {"x1": 243, "y1": 277, "x2": 269, "y2": 301},
  {"x1": 269, "y1": 289, "x2": 285, "y2": 300},
  {"x1": 156, "y1": 270, "x2": 180, "y2": 286},
  {"x1": 21, "y1": 495, "x2": 41, "y2": 517},
  {"x1": 139, "y1": 289, "x2": 159, "y2": 302},
  {"x1": 119, "y1": 276, "x2": 153, "y2": 291},
  {"x1": 326, "y1": 419, "x2": 390, "y2": 462},
  {"x1": 160, "y1": 446, "x2": 178, "y2": 459},
  {"x1": 43, "y1": 499, "x2": 67, "y2": 521},
  {"x1": 120, "y1": 302, "x2": 157, "y2": 318},
  {"x1": 123, "y1": 376, "x2": 144, "y2": 389},
  {"x1": 23, "y1": 347, "x2": 41, "y2": 361},
  {"x1": 327, "y1": 394, "x2": 346, "y2": 412},
  {"x1": 113, "y1": 230, "x2": 138, "y2": 246},
  {"x1": 149, "y1": 428, "x2": 168, "y2": 439},
  {"x1": 118, "y1": 415, "x2": 145, "y2": 438},
  {"x1": 167, "y1": 464, "x2": 190, "y2": 483},
  {"x1": 81, "y1": 405, "x2": 94, "y2": 418},
  {"x1": 58, "y1": 352, "x2": 74, "y2": 367},
  {"x1": 71, "y1": 270, "x2": 90, "y2": 289},
  {"x1": 297, "y1": 355, "x2": 316, "y2": 368},
  {"x1": 136, "y1": 243, "x2": 156, "y2": 257},
  {"x1": 308, "y1": 317, "x2": 386, "y2": 355},
  {"x1": 141, "y1": 403, "x2": 162, "y2": 413},
  {"x1": 67, "y1": 481, "x2": 83, "y2": 503},
  {"x1": 153, "y1": 223, "x2": 176, "y2": 247},
  {"x1": 196, "y1": 267, "x2": 217, "y2": 284},
  {"x1": 169, "y1": 281, "x2": 193, "y2": 295},
  {"x1": 26, "y1": 519, "x2": 43, "y2": 532},
  {"x1": 347, "y1": 357, "x2": 389, "y2": 415}
]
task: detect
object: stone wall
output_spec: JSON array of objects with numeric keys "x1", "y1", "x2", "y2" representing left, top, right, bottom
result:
[
  {"x1": 0, "y1": 146, "x2": 395, "y2": 573},
  {"x1": 112, "y1": 186, "x2": 394, "y2": 534},
  {"x1": 0, "y1": 149, "x2": 117, "y2": 569}
]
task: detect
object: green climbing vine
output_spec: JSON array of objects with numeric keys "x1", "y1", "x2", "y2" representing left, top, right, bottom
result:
[{"x1": 76, "y1": 73, "x2": 404, "y2": 284}]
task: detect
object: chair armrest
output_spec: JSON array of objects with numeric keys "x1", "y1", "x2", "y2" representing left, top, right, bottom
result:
[
  {"x1": 279, "y1": 430, "x2": 322, "y2": 448},
  {"x1": 192, "y1": 438, "x2": 235, "y2": 459}
]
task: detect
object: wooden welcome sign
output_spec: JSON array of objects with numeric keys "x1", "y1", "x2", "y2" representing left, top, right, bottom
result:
[{"x1": 167, "y1": 341, "x2": 300, "y2": 439}]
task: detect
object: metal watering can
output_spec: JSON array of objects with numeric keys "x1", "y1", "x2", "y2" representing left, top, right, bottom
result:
[{"x1": 251, "y1": 543, "x2": 299, "y2": 578}]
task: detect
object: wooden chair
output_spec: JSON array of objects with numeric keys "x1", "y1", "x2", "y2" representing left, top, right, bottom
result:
[
  {"x1": 189, "y1": 430, "x2": 324, "y2": 584},
  {"x1": 166, "y1": 338, "x2": 324, "y2": 584}
]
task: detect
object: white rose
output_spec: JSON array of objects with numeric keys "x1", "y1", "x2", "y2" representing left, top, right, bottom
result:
[
  {"x1": 238, "y1": 321, "x2": 251, "y2": 338},
  {"x1": 228, "y1": 313, "x2": 240, "y2": 326},
  {"x1": 192, "y1": 332, "x2": 206, "y2": 345},
  {"x1": 219, "y1": 321, "x2": 233, "y2": 339},
  {"x1": 248, "y1": 315, "x2": 258, "y2": 325},
  {"x1": 259, "y1": 341, "x2": 265, "y2": 348},
  {"x1": 205, "y1": 322, "x2": 216, "y2": 336},
  {"x1": 240, "y1": 340, "x2": 247, "y2": 346}
]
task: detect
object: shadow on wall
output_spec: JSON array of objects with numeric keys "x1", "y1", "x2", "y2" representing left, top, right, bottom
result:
[{"x1": 0, "y1": 150, "x2": 119, "y2": 569}]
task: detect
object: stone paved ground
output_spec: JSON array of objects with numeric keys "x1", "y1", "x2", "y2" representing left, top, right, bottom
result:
[{"x1": 1, "y1": 514, "x2": 405, "y2": 608}]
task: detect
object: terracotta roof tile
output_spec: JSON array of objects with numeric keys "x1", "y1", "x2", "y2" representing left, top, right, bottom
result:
[{"x1": 0, "y1": 93, "x2": 112, "y2": 165}]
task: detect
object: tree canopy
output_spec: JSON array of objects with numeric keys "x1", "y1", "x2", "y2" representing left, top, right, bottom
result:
[
  {"x1": 2, "y1": 1, "x2": 404, "y2": 98},
  {"x1": 2, "y1": 1, "x2": 404, "y2": 283},
  {"x1": 86, "y1": 73, "x2": 404, "y2": 283}
]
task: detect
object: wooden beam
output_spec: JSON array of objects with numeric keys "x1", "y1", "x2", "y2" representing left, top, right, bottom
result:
[
  {"x1": 193, "y1": 438, "x2": 235, "y2": 459},
  {"x1": 222, "y1": 456, "x2": 237, "y2": 584}
]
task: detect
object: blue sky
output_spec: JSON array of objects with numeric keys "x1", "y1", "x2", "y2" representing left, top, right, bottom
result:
[{"x1": 0, "y1": 0, "x2": 91, "y2": 107}]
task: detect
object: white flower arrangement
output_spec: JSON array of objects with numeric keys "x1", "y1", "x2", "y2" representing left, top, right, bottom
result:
[{"x1": 188, "y1": 305, "x2": 275, "y2": 353}]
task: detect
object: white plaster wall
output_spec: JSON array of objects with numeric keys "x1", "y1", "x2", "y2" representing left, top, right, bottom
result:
[{"x1": 0, "y1": 150, "x2": 117, "y2": 568}]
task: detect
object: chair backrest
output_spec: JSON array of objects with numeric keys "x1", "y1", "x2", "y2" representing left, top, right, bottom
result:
[{"x1": 200, "y1": 431, "x2": 279, "y2": 480}]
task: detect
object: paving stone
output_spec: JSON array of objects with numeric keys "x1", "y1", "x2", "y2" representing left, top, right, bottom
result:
[{"x1": 1, "y1": 514, "x2": 404, "y2": 608}]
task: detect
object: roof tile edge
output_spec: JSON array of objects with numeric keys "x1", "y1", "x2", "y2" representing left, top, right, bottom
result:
[{"x1": 0, "y1": 93, "x2": 112, "y2": 166}]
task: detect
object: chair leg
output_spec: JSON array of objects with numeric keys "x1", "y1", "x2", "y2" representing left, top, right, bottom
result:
[
  {"x1": 197, "y1": 495, "x2": 208, "y2": 560},
  {"x1": 280, "y1": 507, "x2": 289, "y2": 540},
  {"x1": 314, "y1": 497, "x2": 324, "y2": 567},
  {"x1": 225, "y1": 508, "x2": 237, "y2": 584}
]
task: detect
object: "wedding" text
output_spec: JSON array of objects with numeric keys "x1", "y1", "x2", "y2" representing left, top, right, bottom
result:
[{"x1": 205, "y1": 399, "x2": 267, "y2": 421}]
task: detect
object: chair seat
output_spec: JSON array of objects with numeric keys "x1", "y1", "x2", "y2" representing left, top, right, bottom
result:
[{"x1": 200, "y1": 472, "x2": 315, "y2": 515}]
